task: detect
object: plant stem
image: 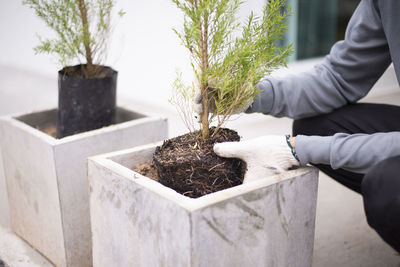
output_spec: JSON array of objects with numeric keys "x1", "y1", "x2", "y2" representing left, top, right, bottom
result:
[
  {"x1": 200, "y1": 9, "x2": 210, "y2": 140},
  {"x1": 78, "y1": 0, "x2": 94, "y2": 77}
]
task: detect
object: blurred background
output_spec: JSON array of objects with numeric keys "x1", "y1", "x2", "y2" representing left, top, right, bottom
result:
[
  {"x1": 0, "y1": 0, "x2": 396, "y2": 108},
  {"x1": 0, "y1": 0, "x2": 399, "y2": 266},
  {"x1": 0, "y1": 0, "x2": 378, "y2": 111}
]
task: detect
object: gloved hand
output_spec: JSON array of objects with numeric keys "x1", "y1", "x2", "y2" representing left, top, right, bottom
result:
[
  {"x1": 193, "y1": 91, "x2": 252, "y2": 120},
  {"x1": 193, "y1": 92, "x2": 216, "y2": 115},
  {"x1": 194, "y1": 93, "x2": 252, "y2": 114},
  {"x1": 213, "y1": 135, "x2": 300, "y2": 183}
]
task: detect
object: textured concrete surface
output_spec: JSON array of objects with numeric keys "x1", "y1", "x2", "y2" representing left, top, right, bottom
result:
[
  {"x1": 0, "y1": 226, "x2": 53, "y2": 267},
  {"x1": 1, "y1": 111, "x2": 66, "y2": 266},
  {"x1": 88, "y1": 144, "x2": 318, "y2": 267},
  {"x1": 0, "y1": 102, "x2": 167, "y2": 266},
  {"x1": 1, "y1": 66, "x2": 400, "y2": 266}
]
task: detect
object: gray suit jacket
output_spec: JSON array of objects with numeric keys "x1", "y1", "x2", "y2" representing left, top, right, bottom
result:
[{"x1": 246, "y1": 0, "x2": 400, "y2": 173}]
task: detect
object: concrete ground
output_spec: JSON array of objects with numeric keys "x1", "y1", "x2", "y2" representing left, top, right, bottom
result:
[{"x1": 0, "y1": 65, "x2": 399, "y2": 266}]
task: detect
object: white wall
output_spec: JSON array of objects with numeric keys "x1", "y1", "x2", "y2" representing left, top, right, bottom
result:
[{"x1": 0, "y1": 0, "x2": 266, "y2": 112}]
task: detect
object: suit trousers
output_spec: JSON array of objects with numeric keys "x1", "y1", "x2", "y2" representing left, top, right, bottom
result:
[{"x1": 292, "y1": 103, "x2": 400, "y2": 252}]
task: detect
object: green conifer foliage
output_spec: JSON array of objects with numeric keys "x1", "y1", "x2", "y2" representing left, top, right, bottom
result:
[
  {"x1": 172, "y1": 0, "x2": 292, "y2": 139},
  {"x1": 23, "y1": 0, "x2": 124, "y2": 78}
]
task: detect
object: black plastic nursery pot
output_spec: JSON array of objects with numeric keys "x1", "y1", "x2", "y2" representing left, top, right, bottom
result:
[{"x1": 57, "y1": 64, "x2": 117, "y2": 138}]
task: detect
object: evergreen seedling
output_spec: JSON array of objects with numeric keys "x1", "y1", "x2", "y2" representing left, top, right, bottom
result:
[
  {"x1": 171, "y1": 0, "x2": 292, "y2": 140},
  {"x1": 23, "y1": 0, "x2": 125, "y2": 78}
]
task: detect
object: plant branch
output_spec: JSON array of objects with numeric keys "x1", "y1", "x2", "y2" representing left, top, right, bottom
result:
[
  {"x1": 78, "y1": 0, "x2": 93, "y2": 77},
  {"x1": 171, "y1": 0, "x2": 293, "y2": 140},
  {"x1": 200, "y1": 8, "x2": 210, "y2": 140}
]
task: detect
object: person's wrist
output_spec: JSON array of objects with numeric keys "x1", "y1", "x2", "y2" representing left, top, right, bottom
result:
[
  {"x1": 285, "y1": 135, "x2": 299, "y2": 162},
  {"x1": 289, "y1": 136, "x2": 296, "y2": 149}
]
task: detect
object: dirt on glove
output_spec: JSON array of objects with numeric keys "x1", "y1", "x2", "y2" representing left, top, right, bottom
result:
[{"x1": 134, "y1": 127, "x2": 246, "y2": 198}]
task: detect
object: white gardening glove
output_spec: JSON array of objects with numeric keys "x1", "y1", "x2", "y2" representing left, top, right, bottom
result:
[
  {"x1": 193, "y1": 92, "x2": 215, "y2": 115},
  {"x1": 213, "y1": 135, "x2": 300, "y2": 183},
  {"x1": 193, "y1": 92, "x2": 252, "y2": 120}
]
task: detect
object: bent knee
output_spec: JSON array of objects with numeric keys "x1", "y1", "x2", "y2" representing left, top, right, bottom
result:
[{"x1": 361, "y1": 156, "x2": 400, "y2": 230}]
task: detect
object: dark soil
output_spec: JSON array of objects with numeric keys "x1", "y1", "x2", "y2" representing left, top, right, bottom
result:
[
  {"x1": 151, "y1": 127, "x2": 246, "y2": 198},
  {"x1": 62, "y1": 64, "x2": 113, "y2": 78}
]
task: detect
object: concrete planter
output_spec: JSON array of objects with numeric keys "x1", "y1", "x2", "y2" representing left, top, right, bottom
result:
[
  {"x1": 0, "y1": 107, "x2": 168, "y2": 267},
  {"x1": 88, "y1": 143, "x2": 319, "y2": 267}
]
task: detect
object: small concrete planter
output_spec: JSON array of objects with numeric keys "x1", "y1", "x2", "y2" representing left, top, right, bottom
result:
[
  {"x1": 0, "y1": 107, "x2": 168, "y2": 267},
  {"x1": 88, "y1": 143, "x2": 319, "y2": 267}
]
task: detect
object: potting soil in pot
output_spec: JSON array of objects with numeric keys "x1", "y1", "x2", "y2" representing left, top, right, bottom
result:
[{"x1": 136, "y1": 127, "x2": 246, "y2": 198}]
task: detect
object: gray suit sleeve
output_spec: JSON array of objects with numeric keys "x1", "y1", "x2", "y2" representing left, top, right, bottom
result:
[
  {"x1": 246, "y1": 0, "x2": 398, "y2": 173},
  {"x1": 295, "y1": 133, "x2": 400, "y2": 174},
  {"x1": 246, "y1": 0, "x2": 391, "y2": 119}
]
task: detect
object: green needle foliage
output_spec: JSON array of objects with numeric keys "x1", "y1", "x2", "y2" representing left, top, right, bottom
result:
[
  {"x1": 171, "y1": 0, "x2": 292, "y2": 140},
  {"x1": 23, "y1": 0, "x2": 124, "y2": 78}
]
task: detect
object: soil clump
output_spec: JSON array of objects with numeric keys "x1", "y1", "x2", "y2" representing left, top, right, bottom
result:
[{"x1": 149, "y1": 127, "x2": 245, "y2": 198}]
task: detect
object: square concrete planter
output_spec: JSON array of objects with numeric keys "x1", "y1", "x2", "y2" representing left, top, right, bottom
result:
[
  {"x1": 88, "y1": 142, "x2": 319, "y2": 267},
  {"x1": 0, "y1": 107, "x2": 168, "y2": 267}
]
